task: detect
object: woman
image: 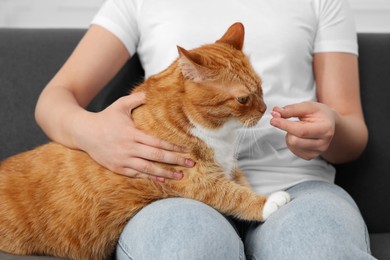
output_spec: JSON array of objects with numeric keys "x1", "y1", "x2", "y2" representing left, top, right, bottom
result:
[{"x1": 35, "y1": 0, "x2": 373, "y2": 259}]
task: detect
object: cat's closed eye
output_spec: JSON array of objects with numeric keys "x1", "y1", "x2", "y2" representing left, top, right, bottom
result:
[{"x1": 236, "y1": 96, "x2": 250, "y2": 105}]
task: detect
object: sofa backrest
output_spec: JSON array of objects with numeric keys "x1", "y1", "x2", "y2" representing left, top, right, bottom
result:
[
  {"x1": 0, "y1": 29, "x2": 83, "y2": 158},
  {"x1": 0, "y1": 29, "x2": 389, "y2": 234},
  {"x1": 0, "y1": 29, "x2": 144, "y2": 159},
  {"x1": 335, "y1": 34, "x2": 390, "y2": 233}
]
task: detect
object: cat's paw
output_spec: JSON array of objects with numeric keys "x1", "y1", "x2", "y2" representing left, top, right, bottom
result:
[{"x1": 262, "y1": 191, "x2": 290, "y2": 221}]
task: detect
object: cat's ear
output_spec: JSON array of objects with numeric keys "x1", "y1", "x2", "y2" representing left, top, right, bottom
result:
[
  {"x1": 177, "y1": 46, "x2": 212, "y2": 82},
  {"x1": 216, "y1": 22, "x2": 245, "y2": 51}
]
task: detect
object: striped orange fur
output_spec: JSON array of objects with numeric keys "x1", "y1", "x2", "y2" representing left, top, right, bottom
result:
[{"x1": 0, "y1": 23, "x2": 286, "y2": 260}]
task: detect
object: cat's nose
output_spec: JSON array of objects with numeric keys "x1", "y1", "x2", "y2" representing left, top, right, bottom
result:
[{"x1": 259, "y1": 104, "x2": 267, "y2": 114}]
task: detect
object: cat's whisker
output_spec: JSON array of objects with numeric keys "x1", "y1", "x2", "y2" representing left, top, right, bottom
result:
[
  {"x1": 239, "y1": 117, "x2": 259, "y2": 159},
  {"x1": 249, "y1": 129, "x2": 256, "y2": 158},
  {"x1": 250, "y1": 127, "x2": 260, "y2": 158},
  {"x1": 233, "y1": 126, "x2": 247, "y2": 160},
  {"x1": 0, "y1": 23, "x2": 288, "y2": 260}
]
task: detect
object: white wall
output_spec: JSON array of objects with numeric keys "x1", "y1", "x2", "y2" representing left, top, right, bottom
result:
[
  {"x1": 351, "y1": 0, "x2": 390, "y2": 32},
  {"x1": 0, "y1": 0, "x2": 389, "y2": 32},
  {"x1": 0, "y1": 0, "x2": 104, "y2": 28}
]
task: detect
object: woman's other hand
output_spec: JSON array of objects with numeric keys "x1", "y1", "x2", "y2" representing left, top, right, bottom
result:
[
  {"x1": 270, "y1": 102, "x2": 336, "y2": 161},
  {"x1": 75, "y1": 92, "x2": 195, "y2": 182}
]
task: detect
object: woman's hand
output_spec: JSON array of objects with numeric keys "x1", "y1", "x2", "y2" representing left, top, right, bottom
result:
[
  {"x1": 35, "y1": 26, "x2": 195, "y2": 182},
  {"x1": 270, "y1": 101, "x2": 336, "y2": 160},
  {"x1": 74, "y1": 92, "x2": 195, "y2": 182}
]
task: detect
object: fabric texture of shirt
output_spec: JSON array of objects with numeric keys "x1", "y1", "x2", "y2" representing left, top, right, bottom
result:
[{"x1": 92, "y1": 0, "x2": 358, "y2": 194}]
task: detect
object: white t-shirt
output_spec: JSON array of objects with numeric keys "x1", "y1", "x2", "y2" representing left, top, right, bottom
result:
[{"x1": 92, "y1": 0, "x2": 358, "y2": 194}]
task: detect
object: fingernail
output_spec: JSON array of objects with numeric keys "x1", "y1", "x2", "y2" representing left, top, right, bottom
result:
[
  {"x1": 185, "y1": 158, "x2": 195, "y2": 167},
  {"x1": 173, "y1": 172, "x2": 183, "y2": 180},
  {"x1": 177, "y1": 146, "x2": 190, "y2": 153},
  {"x1": 182, "y1": 147, "x2": 191, "y2": 153},
  {"x1": 270, "y1": 119, "x2": 280, "y2": 127},
  {"x1": 271, "y1": 111, "x2": 281, "y2": 118},
  {"x1": 156, "y1": 177, "x2": 166, "y2": 183}
]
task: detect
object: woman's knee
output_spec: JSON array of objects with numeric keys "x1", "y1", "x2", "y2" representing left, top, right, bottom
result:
[
  {"x1": 244, "y1": 181, "x2": 373, "y2": 259},
  {"x1": 116, "y1": 198, "x2": 244, "y2": 260}
]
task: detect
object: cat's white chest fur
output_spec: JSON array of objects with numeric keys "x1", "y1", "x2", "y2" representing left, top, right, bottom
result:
[{"x1": 190, "y1": 120, "x2": 241, "y2": 177}]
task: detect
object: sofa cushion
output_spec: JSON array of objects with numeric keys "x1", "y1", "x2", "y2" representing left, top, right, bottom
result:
[{"x1": 370, "y1": 233, "x2": 390, "y2": 259}]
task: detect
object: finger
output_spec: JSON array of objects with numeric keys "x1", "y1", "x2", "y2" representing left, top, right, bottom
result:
[
  {"x1": 134, "y1": 143, "x2": 194, "y2": 168},
  {"x1": 124, "y1": 158, "x2": 184, "y2": 180},
  {"x1": 288, "y1": 145, "x2": 320, "y2": 161},
  {"x1": 120, "y1": 169, "x2": 151, "y2": 179},
  {"x1": 134, "y1": 129, "x2": 190, "y2": 154},
  {"x1": 285, "y1": 134, "x2": 327, "y2": 153},
  {"x1": 116, "y1": 92, "x2": 146, "y2": 114},
  {"x1": 120, "y1": 168, "x2": 166, "y2": 183},
  {"x1": 273, "y1": 102, "x2": 315, "y2": 119},
  {"x1": 270, "y1": 118, "x2": 325, "y2": 139},
  {"x1": 285, "y1": 135, "x2": 321, "y2": 160},
  {"x1": 271, "y1": 111, "x2": 282, "y2": 118}
]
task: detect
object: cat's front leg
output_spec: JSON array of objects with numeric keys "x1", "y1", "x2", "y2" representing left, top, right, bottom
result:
[
  {"x1": 231, "y1": 167, "x2": 252, "y2": 188},
  {"x1": 262, "y1": 191, "x2": 291, "y2": 220},
  {"x1": 231, "y1": 168, "x2": 290, "y2": 221},
  {"x1": 170, "y1": 169, "x2": 290, "y2": 222}
]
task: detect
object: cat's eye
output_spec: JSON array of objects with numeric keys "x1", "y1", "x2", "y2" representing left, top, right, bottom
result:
[{"x1": 236, "y1": 96, "x2": 250, "y2": 105}]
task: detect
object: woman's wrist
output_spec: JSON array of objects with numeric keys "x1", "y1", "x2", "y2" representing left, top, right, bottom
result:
[
  {"x1": 321, "y1": 112, "x2": 368, "y2": 164},
  {"x1": 68, "y1": 109, "x2": 96, "y2": 152}
]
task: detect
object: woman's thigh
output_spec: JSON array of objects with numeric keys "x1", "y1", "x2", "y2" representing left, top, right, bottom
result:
[
  {"x1": 116, "y1": 198, "x2": 245, "y2": 260},
  {"x1": 243, "y1": 181, "x2": 375, "y2": 260}
]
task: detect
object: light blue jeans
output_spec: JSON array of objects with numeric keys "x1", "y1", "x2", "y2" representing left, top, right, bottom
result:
[{"x1": 116, "y1": 181, "x2": 375, "y2": 260}]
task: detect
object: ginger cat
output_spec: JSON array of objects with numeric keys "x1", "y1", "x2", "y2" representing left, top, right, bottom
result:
[{"x1": 0, "y1": 23, "x2": 290, "y2": 260}]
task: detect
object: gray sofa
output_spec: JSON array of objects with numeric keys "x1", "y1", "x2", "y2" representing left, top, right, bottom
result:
[{"x1": 0, "y1": 29, "x2": 389, "y2": 259}]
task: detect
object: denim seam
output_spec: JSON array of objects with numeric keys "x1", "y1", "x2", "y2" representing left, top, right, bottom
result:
[
  {"x1": 246, "y1": 254, "x2": 256, "y2": 260},
  {"x1": 117, "y1": 238, "x2": 134, "y2": 260},
  {"x1": 238, "y1": 238, "x2": 245, "y2": 260},
  {"x1": 364, "y1": 225, "x2": 372, "y2": 254}
]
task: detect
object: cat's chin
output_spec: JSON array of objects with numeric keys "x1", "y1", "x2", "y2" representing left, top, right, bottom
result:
[{"x1": 243, "y1": 117, "x2": 262, "y2": 128}]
